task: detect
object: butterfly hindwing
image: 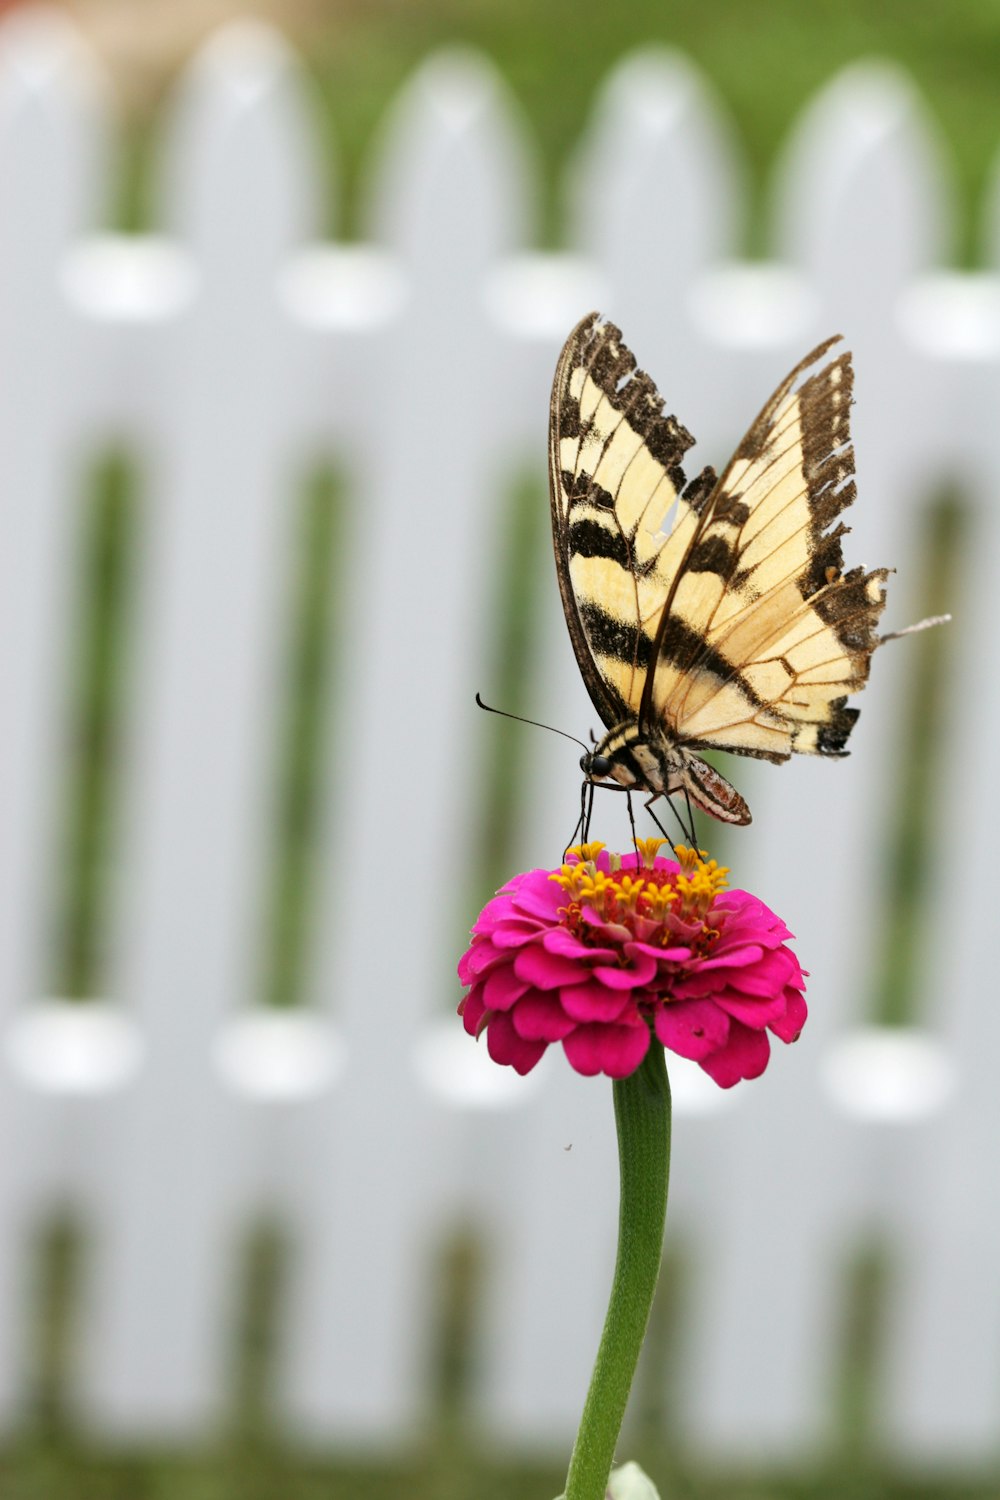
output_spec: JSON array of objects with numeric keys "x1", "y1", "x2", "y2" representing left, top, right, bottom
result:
[
  {"x1": 644, "y1": 339, "x2": 888, "y2": 762},
  {"x1": 548, "y1": 312, "x2": 717, "y2": 729}
]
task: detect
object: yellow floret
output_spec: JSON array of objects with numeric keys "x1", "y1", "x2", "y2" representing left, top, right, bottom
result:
[
  {"x1": 616, "y1": 875, "x2": 647, "y2": 911},
  {"x1": 550, "y1": 864, "x2": 588, "y2": 898},
  {"x1": 566, "y1": 841, "x2": 606, "y2": 867},
  {"x1": 634, "y1": 836, "x2": 668, "y2": 869},
  {"x1": 646, "y1": 883, "x2": 678, "y2": 918}
]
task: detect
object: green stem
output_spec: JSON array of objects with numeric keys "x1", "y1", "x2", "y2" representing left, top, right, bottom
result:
[{"x1": 563, "y1": 1044, "x2": 672, "y2": 1500}]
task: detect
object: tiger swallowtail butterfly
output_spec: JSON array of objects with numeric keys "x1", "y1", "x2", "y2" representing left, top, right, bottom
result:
[{"x1": 549, "y1": 311, "x2": 940, "y2": 833}]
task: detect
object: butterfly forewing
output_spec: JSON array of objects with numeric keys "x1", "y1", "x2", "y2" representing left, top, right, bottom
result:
[{"x1": 548, "y1": 312, "x2": 716, "y2": 728}]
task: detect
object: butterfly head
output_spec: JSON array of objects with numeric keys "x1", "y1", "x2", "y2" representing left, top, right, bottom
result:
[
  {"x1": 583, "y1": 723, "x2": 658, "y2": 792},
  {"x1": 580, "y1": 749, "x2": 612, "y2": 780}
]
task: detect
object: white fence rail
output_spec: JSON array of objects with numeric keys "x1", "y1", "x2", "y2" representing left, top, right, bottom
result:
[{"x1": 0, "y1": 4, "x2": 996, "y2": 1464}]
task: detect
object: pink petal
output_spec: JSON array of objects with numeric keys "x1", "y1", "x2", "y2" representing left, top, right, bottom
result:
[
  {"x1": 716, "y1": 926, "x2": 787, "y2": 957},
  {"x1": 670, "y1": 970, "x2": 728, "y2": 1001},
  {"x1": 769, "y1": 987, "x2": 808, "y2": 1043},
  {"x1": 459, "y1": 984, "x2": 487, "y2": 1036},
  {"x1": 580, "y1": 909, "x2": 632, "y2": 943},
  {"x1": 473, "y1": 893, "x2": 541, "y2": 935},
  {"x1": 559, "y1": 980, "x2": 634, "y2": 1023},
  {"x1": 715, "y1": 899, "x2": 794, "y2": 950},
  {"x1": 458, "y1": 942, "x2": 504, "y2": 983},
  {"x1": 542, "y1": 927, "x2": 615, "y2": 962},
  {"x1": 700, "y1": 1022, "x2": 771, "y2": 1088},
  {"x1": 629, "y1": 940, "x2": 694, "y2": 963},
  {"x1": 665, "y1": 906, "x2": 703, "y2": 933},
  {"x1": 713, "y1": 987, "x2": 789, "y2": 1029},
  {"x1": 510, "y1": 876, "x2": 565, "y2": 921},
  {"x1": 471, "y1": 893, "x2": 516, "y2": 931},
  {"x1": 654, "y1": 999, "x2": 730, "y2": 1061},
  {"x1": 694, "y1": 944, "x2": 765, "y2": 972},
  {"x1": 485, "y1": 1010, "x2": 547, "y2": 1075},
  {"x1": 563, "y1": 1021, "x2": 650, "y2": 1078},
  {"x1": 717, "y1": 891, "x2": 767, "y2": 924},
  {"x1": 725, "y1": 948, "x2": 802, "y2": 997},
  {"x1": 482, "y1": 964, "x2": 530, "y2": 1011},
  {"x1": 511, "y1": 991, "x2": 575, "y2": 1041},
  {"x1": 514, "y1": 945, "x2": 589, "y2": 989},
  {"x1": 491, "y1": 922, "x2": 546, "y2": 950},
  {"x1": 593, "y1": 949, "x2": 658, "y2": 989}
]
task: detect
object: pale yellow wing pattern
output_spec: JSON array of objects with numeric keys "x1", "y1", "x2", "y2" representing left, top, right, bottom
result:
[
  {"x1": 549, "y1": 313, "x2": 717, "y2": 728},
  {"x1": 644, "y1": 339, "x2": 888, "y2": 762}
]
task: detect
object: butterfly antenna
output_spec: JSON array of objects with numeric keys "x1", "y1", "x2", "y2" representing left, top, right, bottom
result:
[
  {"x1": 626, "y1": 790, "x2": 639, "y2": 859},
  {"x1": 475, "y1": 693, "x2": 590, "y2": 752},
  {"x1": 562, "y1": 782, "x2": 587, "y2": 860}
]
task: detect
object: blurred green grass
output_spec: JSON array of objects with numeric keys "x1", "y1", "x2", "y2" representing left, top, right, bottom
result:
[
  {"x1": 302, "y1": 0, "x2": 1000, "y2": 258},
  {"x1": 6, "y1": 0, "x2": 986, "y2": 1493},
  {"x1": 115, "y1": 0, "x2": 1000, "y2": 261}
]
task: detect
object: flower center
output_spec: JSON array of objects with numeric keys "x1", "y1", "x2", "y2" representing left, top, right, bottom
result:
[{"x1": 550, "y1": 840, "x2": 730, "y2": 953}]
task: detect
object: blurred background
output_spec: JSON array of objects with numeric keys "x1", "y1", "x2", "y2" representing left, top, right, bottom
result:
[{"x1": 0, "y1": 0, "x2": 996, "y2": 1497}]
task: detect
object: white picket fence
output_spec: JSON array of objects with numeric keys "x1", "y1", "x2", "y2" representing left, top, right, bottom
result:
[{"x1": 0, "y1": 3, "x2": 997, "y2": 1467}]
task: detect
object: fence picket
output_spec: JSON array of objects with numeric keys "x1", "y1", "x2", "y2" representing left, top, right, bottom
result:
[
  {"x1": 0, "y1": 5, "x2": 108, "y2": 1429},
  {"x1": 278, "y1": 50, "x2": 536, "y2": 1443},
  {"x1": 77, "y1": 22, "x2": 320, "y2": 1436},
  {"x1": 482, "y1": 54, "x2": 745, "y2": 1442},
  {"x1": 567, "y1": 48, "x2": 744, "y2": 449},
  {"x1": 879, "y1": 194, "x2": 1000, "y2": 1455}
]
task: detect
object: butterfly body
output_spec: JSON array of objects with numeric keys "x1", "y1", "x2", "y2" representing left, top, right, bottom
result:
[
  {"x1": 582, "y1": 721, "x2": 752, "y2": 824},
  {"x1": 549, "y1": 311, "x2": 891, "y2": 832}
]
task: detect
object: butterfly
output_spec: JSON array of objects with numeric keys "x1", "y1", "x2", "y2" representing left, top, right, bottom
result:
[{"x1": 549, "y1": 311, "x2": 939, "y2": 842}]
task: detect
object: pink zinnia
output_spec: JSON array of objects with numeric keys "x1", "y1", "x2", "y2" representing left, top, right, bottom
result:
[{"x1": 457, "y1": 840, "x2": 807, "y2": 1088}]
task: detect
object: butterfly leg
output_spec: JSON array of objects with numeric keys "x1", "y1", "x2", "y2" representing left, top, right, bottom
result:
[
  {"x1": 642, "y1": 796, "x2": 679, "y2": 855},
  {"x1": 567, "y1": 778, "x2": 642, "y2": 856},
  {"x1": 583, "y1": 779, "x2": 595, "y2": 842},
  {"x1": 642, "y1": 793, "x2": 704, "y2": 855},
  {"x1": 566, "y1": 778, "x2": 597, "y2": 853},
  {"x1": 625, "y1": 790, "x2": 639, "y2": 857},
  {"x1": 682, "y1": 786, "x2": 701, "y2": 851},
  {"x1": 563, "y1": 781, "x2": 588, "y2": 860}
]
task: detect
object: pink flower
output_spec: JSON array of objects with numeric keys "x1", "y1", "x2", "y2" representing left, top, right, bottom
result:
[{"x1": 457, "y1": 841, "x2": 807, "y2": 1087}]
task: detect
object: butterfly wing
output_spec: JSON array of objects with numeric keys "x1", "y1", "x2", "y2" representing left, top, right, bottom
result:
[
  {"x1": 548, "y1": 312, "x2": 717, "y2": 729},
  {"x1": 642, "y1": 339, "x2": 888, "y2": 762}
]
